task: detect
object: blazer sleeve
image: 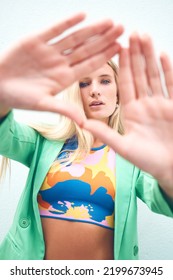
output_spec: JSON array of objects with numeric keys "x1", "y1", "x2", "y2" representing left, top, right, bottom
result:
[
  {"x1": 135, "y1": 169, "x2": 173, "y2": 218},
  {"x1": 0, "y1": 111, "x2": 39, "y2": 167}
]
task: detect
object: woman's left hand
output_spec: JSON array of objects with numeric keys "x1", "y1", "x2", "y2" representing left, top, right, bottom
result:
[{"x1": 80, "y1": 34, "x2": 173, "y2": 197}]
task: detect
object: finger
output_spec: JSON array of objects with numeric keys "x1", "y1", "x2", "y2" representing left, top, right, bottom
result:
[
  {"x1": 71, "y1": 42, "x2": 121, "y2": 81},
  {"x1": 38, "y1": 13, "x2": 86, "y2": 42},
  {"x1": 118, "y1": 48, "x2": 136, "y2": 105},
  {"x1": 35, "y1": 96, "x2": 85, "y2": 125},
  {"x1": 55, "y1": 19, "x2": 115, "y2": 53},
  {"x1": 140, "y1": 34, "x2": 164, "y2": 96},
  {"x1": 81, "y1": 119, "x2": 123, "y2": 152},
  {"x1": 68, "y1": 25, "x2": 124, "y2": 66},
  {"x1": 160, "y1": 53, "x2": 173, "y2": 98},
  {"x1": 129, "y1": 33, "x2": 149, "y2": 98}
]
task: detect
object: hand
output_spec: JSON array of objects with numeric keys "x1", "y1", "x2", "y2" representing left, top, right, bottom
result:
[
  {"x1": 81, "y1": 34, "x2": 173, "y2": 196},
  {"x1": 0, "y1": 13, "x2": 124, "y2": 123}
]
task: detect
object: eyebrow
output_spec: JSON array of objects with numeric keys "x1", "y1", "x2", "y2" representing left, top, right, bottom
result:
[{"x1": 99, "y1": 74, "x2": 112, "y2": 77}]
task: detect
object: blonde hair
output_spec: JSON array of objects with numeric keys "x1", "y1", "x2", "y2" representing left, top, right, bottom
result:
[
  {"x1": 0, "y1": 60, "x2": 124, "y2": 179},
  {"x1": 0, "y1": 157, "x2": 11, "y2": 182}
]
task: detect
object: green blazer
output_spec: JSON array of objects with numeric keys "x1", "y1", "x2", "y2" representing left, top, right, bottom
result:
[{"x1": 0, "y1": 111, "x2": 172, "y2": 260}]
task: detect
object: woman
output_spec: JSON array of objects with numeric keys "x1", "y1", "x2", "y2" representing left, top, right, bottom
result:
[{"x1": 0, "y1": 54, "x2": 172, "y2": 259}]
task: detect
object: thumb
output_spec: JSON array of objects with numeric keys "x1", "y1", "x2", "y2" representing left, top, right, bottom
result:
[
  {"x1": 81, "y1": 119, "x2": 123, "y2": 152},
  {"x1": 36, "y1": 96, "x2": 85, "y2": 125}
]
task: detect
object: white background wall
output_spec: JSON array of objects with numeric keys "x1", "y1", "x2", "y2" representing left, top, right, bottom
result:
[{"x1": 0, "y1": 0, "x2": 173, "y2": 259}]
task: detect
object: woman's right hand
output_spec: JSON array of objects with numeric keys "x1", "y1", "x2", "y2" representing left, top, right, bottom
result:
[{"x1": 0, "y1": 13, "x2": 123, "y2": 123}]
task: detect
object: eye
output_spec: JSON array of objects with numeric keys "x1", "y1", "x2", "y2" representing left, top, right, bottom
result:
[
  {"x1": 79, "y1": 82, "x2": 90, "y2": 88},
  {"x1": 101, "y1": 79, "x2": 111, "y2": 84}
]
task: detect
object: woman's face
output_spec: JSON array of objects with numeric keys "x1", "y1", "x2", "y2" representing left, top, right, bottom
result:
[{"x1": 79, "y1": 64, "x2": 118, "y2": 124}]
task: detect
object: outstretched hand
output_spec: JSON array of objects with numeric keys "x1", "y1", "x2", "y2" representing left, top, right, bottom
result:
[
  {"x1": 0, "y1": 13, "x2": 123, "y2": 123},
  {"x1": 81, "y1": 34, "x2": 173, "y2": 196}
]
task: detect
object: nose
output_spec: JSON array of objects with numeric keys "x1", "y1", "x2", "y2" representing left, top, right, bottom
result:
[
  {"x1": 89, "y1": 82, "x2": 101, "y2": 97},
  {"x1": 90, "y1": 91, "x2": 101, "y2": 97}
]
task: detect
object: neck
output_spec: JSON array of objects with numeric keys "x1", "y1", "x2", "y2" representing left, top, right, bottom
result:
[{"x1": 93, "y1": 138, "x2": 104, "y2": 148}]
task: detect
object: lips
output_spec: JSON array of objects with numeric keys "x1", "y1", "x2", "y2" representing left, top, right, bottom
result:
[{"x1": 89, "y1": 100, "x2": 104, "y2": 107}]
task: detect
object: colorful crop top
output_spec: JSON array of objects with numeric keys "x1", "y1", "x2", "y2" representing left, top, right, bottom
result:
[{"x1": 38, "y1": 136, "x2": 116, "y2": 230}]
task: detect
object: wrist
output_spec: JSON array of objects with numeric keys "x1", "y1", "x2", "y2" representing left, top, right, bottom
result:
[
  {"x1": 0, "y1": 55, "x2": 6, "y2": 80},
  {"x1": 157, "y1": 173, "x2": 173, "y2": 199},
  {"x1": 0, "y1": 59, "x2": 5, "y2": 98},
  {"x1": 0, "y1": 105, "x2": 11, "y2": 118},
  {"x1": 0, "y1": 60, "x2": 11, "y2": 116}
]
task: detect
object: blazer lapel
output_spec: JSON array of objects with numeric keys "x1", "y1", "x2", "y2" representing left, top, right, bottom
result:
[{"x1": 114, "y1": 153, "x2": 134, "y2": 259}]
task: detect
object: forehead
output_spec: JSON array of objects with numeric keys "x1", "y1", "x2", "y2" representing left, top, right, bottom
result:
[{"x1": 80, "y1": 63, "x2": 114, "y2": 79}]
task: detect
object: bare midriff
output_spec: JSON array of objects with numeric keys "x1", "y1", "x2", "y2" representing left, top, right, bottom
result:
[{"x1": 41, "y1": 218, "x2": 114, "y2": 260}]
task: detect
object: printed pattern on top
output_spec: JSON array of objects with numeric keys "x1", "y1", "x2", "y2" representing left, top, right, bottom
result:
[{"x1": 38, "y1": 136, "x2": 116, "y2": 230}]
